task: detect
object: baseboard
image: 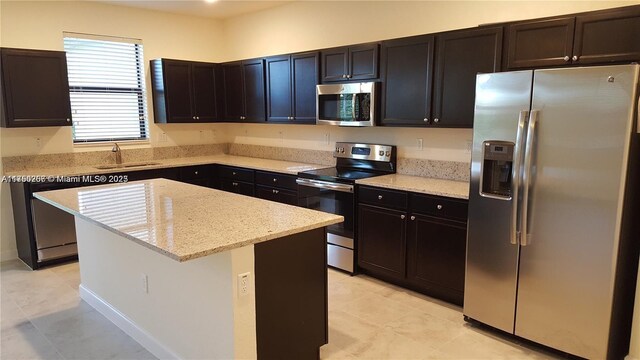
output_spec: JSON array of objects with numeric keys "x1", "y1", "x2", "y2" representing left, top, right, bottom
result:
[
  {"x1": 79, "y1": 285, "x2": 179, "y2": 360},
  {"x1": 0, "y1": 249, "x2": 18, "y2": 262}
]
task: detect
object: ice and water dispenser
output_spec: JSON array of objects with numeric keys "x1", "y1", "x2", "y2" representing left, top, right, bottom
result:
[{"x1": 480, "y1": 141, "x2": 514, "y2": 199}]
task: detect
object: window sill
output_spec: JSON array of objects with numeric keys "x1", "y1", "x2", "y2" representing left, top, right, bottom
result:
[{"x1": 73, "y1": 139, "x2": 151, "y2": 149}]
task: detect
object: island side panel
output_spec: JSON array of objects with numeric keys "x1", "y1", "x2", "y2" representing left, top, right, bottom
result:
[
  {"x1": 74, "y1": 217, "x2": 256, "y2": 360},
  {"x1": 254, "y1": 227, "x2": 328, "y2": 360}
]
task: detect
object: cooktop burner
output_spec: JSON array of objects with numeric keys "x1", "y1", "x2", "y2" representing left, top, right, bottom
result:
[{"x1": 297, "y1": 167, "x2": 383, "y2": 184}]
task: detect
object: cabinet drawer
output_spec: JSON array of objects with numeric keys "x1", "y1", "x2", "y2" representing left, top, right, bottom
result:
[
  {"x1": 255, "y1": 171, "x2": 297, "y2": 191},
  {"x1": 256, "y1": 185, "x2": 298, "y2": 205},
  {"x1": 220, "y1": 179, "x2": 254, "y2": 196},
  {"x1": 218, "y1": 166, "x2": 254, "y2": 182},
  {"x1": 411, "y1": 194, "x2": 468, "y2": 221},
  {"x1": 358, "y1": 186, "x2": 408, "y2": 210},
  {"x1": 179, "y1": 165, "x2": 213, "y2": 180}
]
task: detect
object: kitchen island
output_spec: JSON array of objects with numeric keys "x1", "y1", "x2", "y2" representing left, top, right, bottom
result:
[{"x1": 33, "y1": 178, "x2": 343, "y2": 360}]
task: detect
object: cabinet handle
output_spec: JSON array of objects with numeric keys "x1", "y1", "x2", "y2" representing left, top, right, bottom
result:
[
  {"x1": 196, "y1": 116, "x2": 200, "y2": 120},
  {"x1": 232, "y1": 172, "x2": 237, "y2": 175},
  {"x1": 273, "y1": 178, "x2": 277, "y2": 182},
  {"x1": 194, "y1": 171, "x2": 198, "y2": 175},
  {"x1": 411, "y1": 216, "x2": 416, "y2": 221},
  {"x1": 342, "y1": 74, "x2": 347, "y2": 79},
  {"x1": 400, "y1": 215, "x2": 405, "y2": 219},
  {"x1": 423, "y1": 118, "x2": 429, "y2": 123},
  {"x1": 192, "y1": 116, "x2": 196, "y2": 120},
  {"x1": 232, "y1": 182, "x2": 238, "y2": 186},
  {"x1": 433, "y1": 118, "x2": 440, "y2": 123},
  {"x1": 572, "y1": 55, "x2": 578, "y2": 61},
  {"x1": 563, "y1": 56, "x2": 570, "y2": 62},
  {"x1": 378, "y1": 195, "x2": 383, "y2": 200},
  {"x1": 347, "y1": 74, "x2": 352, "y2": 79},
  {"x1": 272, "y1": 189, "x2": 279, "y2": 194},
  {"x1": 437, "y1": 204, "x2": 443, "y2": 210}
]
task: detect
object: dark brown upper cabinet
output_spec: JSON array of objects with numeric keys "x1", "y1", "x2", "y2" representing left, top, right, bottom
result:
[
  {"x1": 573, "y1": 6, "x2": 640, "y2": 65},
  {"x1": 151, "y1": 59, "x2": 218, "y2": 123},
  {"x1": 506, "y1": 17, "x2": 575, "y2": 69},
  {"x1": 266, "y1": 52, "x2": 319, "y2": 124},
  {"x1": 222, "y1": 59, "x2": 266, "y2": 122},
  {"x1": 379, "y1": 35, "x2": 435, "y2": 127},
  {"x1": 506, "y1": 5, "x2": 640, "y2": 69},
  {"x1": 321, "y1": 43, "x2": 379, "y2": 83},
  {"x1": 432, "y1": 27, "x2": 503, "y2": 128},
  {"x1": 1, "y1": 48, "x2": 72, "y2": 128}
]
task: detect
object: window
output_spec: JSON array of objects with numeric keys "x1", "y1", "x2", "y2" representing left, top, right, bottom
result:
[{"x1": 64, "y1": 32, "x2": 148, "y2": 143}]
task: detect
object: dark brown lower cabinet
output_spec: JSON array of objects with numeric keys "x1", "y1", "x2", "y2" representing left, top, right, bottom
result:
[
  {"x1": 357, "y1": 204, "x2": 407, "y2": 281},
  {"x1": 407, "y1": 214, "x2": 467, "y2": 305},
  {"x1": 357, "y1": 186, "x2": 468, "y2": 305}
]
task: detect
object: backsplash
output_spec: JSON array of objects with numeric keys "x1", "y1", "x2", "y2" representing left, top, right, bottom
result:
[
  {"x1": 2, "y1": 143, "x2": 469, "y2": 181},
  {"x1": 2, "y1": 144, "x2": 228, "y2": 172}
]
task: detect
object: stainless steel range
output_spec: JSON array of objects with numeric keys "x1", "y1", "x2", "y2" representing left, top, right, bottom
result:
[{"x1": 297, "y1": 142, "x2": 397, "y2": 274}]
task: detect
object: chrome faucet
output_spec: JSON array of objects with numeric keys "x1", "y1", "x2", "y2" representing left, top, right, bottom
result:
[{"x1": 112, "y1": 143, "x2": 122, "y2": 165}]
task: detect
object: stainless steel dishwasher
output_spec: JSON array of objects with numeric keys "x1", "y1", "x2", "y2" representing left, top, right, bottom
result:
[{"x1": 30, "y1": 182, "x2": 78, "y2": 262}]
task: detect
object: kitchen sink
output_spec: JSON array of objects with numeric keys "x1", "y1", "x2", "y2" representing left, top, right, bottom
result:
[{"x1": 94, "y1": 162, "x2": 161, "y2": 170}]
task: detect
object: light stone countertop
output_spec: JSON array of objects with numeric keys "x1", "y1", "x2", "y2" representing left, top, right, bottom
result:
[
  {"x1": 356, "y1": 174, "x2": 470, "y2": 200},
  {"x1": 3, "y1": 154, "x2": 328, "y2": 177},
  {"x1": 34, "y1": 178, "x2": 343, "y2": 262}
]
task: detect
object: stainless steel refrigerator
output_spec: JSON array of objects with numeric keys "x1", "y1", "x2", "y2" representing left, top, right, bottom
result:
[{"x1": 465, "y1": 64, "x2": 640, "y2": 360}]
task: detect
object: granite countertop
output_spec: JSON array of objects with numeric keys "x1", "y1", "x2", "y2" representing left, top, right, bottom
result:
[
  {"x1": 34, "y1": 178, "x2": 343, "y2": 262},
  {"x1": 3, "y1": 154, "x2": 328, "y2": 177},
  {"x1": 356, "y1": 174, "x2": 470, "y2": 200}
]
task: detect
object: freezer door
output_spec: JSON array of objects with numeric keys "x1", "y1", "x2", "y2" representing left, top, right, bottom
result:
[
  {"x1": 464, "y1": 70, "x2": 533, "y2": 332},
  {"x1": 514, "y1": 65, "x2": 639, "y2": 359}
]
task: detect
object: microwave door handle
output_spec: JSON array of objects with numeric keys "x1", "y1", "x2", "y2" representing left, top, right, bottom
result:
[
  {"x1": 351, "y1": 94, "x2": 357, "y2": 121},
  {"x1": 511, "y1": 110, "x2": 528, "y2": 245},
  {"x1": 520, "y1": 110, "x2": 538, "y2": 246}
]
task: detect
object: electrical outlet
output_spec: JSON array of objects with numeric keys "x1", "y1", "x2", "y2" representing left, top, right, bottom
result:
[
  {"x1": 324, "y1": 133, "x2": 330, "y2": 145},
  {"x1": 199, "y1": 130, "x2": 205, "y2": 140},
  {"x1": 466, "y1": 140, "x2": 473, "y2": 153},
  {"x1": 417, "y1": 138, "x2": 423, "y2": 151},
  {"x1": 278, "y1": 131, "x2": 284, "y2": 142},
  {"x1": 238, "y1": 272, "x2": 250, "y2": 297},
  {"x1": 35, "y1": 137, "x2": 42, "y2": 149},
  {"x1": 159, "y1": 132, "x2": 167, "y2": 142},
  {"x1": 141, "y1": 273, "x2": 149, "y2": 294}
]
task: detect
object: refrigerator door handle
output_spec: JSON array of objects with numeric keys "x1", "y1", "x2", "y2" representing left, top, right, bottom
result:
[
  {"x1": 511, "y1": 110, "x2": 529, "y2": 245},
  {"x1": 520, "y1": 110, "x2": 538, "y2": 246}
]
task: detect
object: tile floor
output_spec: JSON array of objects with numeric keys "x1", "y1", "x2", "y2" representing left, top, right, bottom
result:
[{"x1": 1, "y1": 260, "x2": 560, "y2": 359}]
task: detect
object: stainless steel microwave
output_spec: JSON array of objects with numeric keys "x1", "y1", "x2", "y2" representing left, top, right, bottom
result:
[{"x1": 316, "y1": 82, "x2": 377, "y2": 126}]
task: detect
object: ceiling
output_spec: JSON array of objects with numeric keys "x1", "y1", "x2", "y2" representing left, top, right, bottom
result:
[{"x1": 98, "y1": 0, "x2": 294, "y2": 20}]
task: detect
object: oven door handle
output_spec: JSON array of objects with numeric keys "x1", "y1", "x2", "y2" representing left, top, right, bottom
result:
[{"x1": 296, "y1": 178, "x2": 354, "y2": 193}]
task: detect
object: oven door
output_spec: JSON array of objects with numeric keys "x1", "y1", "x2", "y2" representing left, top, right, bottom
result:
[{"x1": 296, "y1": 178, "x2": 355, "y2": 273}]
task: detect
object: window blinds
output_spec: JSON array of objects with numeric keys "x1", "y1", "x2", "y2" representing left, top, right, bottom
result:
[{"x1": 63, "y1": 33, "x2": 148, "y2": 143}]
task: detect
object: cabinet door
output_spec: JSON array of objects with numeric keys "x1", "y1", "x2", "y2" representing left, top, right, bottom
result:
[
  {"x1": 163, "y1": 60, "x2": 194, "y2": 123},
  {"x1": 574, "y1": 6, "x2": 640, "y2": 65},
  {"x1": 349, "y1": 43, "x2": 379, "y2": 81},
  {"x1": 407, "y1": 214, "x2": 466, "y2": 306},
  {"x1": 1, "y1": 48, "x2": 72, "y2": 127},
  {"x1": 380, "y1": 35, "x2": 434, "y2": 126},
  {"x1": 242, "y1": 59, "x2": 266, "y2": 122},
  {"x1": 265, "y1": 55, "x2": 292, "y2": 123},
  {"x1": 191, "y1": 63, "x2": 217, "y2": 122},
  {"x1": 433, "y1": 27, "x2": 502, "y2": 128},
  {"x1": 321, "y1": 47, "x2": 348, "y2": 82},
  {"x1": 291, "y1": 52, "x2": 319, "y2": 124},
  {"x1": 222, "y1": 62, "x2": 244, "y2": 121},
  {"x1": 357, "y1": 204, "x2": 406, "y2": 280},
  {"x1": 506, "y1": 17, "x2": 575, "y2": 69}
]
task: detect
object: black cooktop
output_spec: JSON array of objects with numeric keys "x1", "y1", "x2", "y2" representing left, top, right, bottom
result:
[{"x1": 297, "y1": 167, "x2": 384, "y2": 184}]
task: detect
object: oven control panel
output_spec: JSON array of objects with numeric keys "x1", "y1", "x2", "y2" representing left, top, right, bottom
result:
[{"x1": 334, "y1": 142, "x2": 395, "y2": 162}]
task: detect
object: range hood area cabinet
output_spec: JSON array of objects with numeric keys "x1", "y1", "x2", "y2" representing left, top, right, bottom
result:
[
  {"x1": 320, "y1": 43, "x2": 379, "y2": 83},
  {"x1": 265, "y1": 52, "x2": 319, "y2": 124},
  {"x1": 1, "y1": 48, "x2": 73, "y2": 128},
  {"x1": 379, "y1": 26, "x2": 502, "y2": 128},
  {"x1": 221, "y1": 59, "x2": 267, "y2": 123},
  {"x1": 505, "y1": 6, "x2": 640, "y2": 69},
  {"x1": 150, "y1": 59, "x2": 221, "y2": 123}
]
